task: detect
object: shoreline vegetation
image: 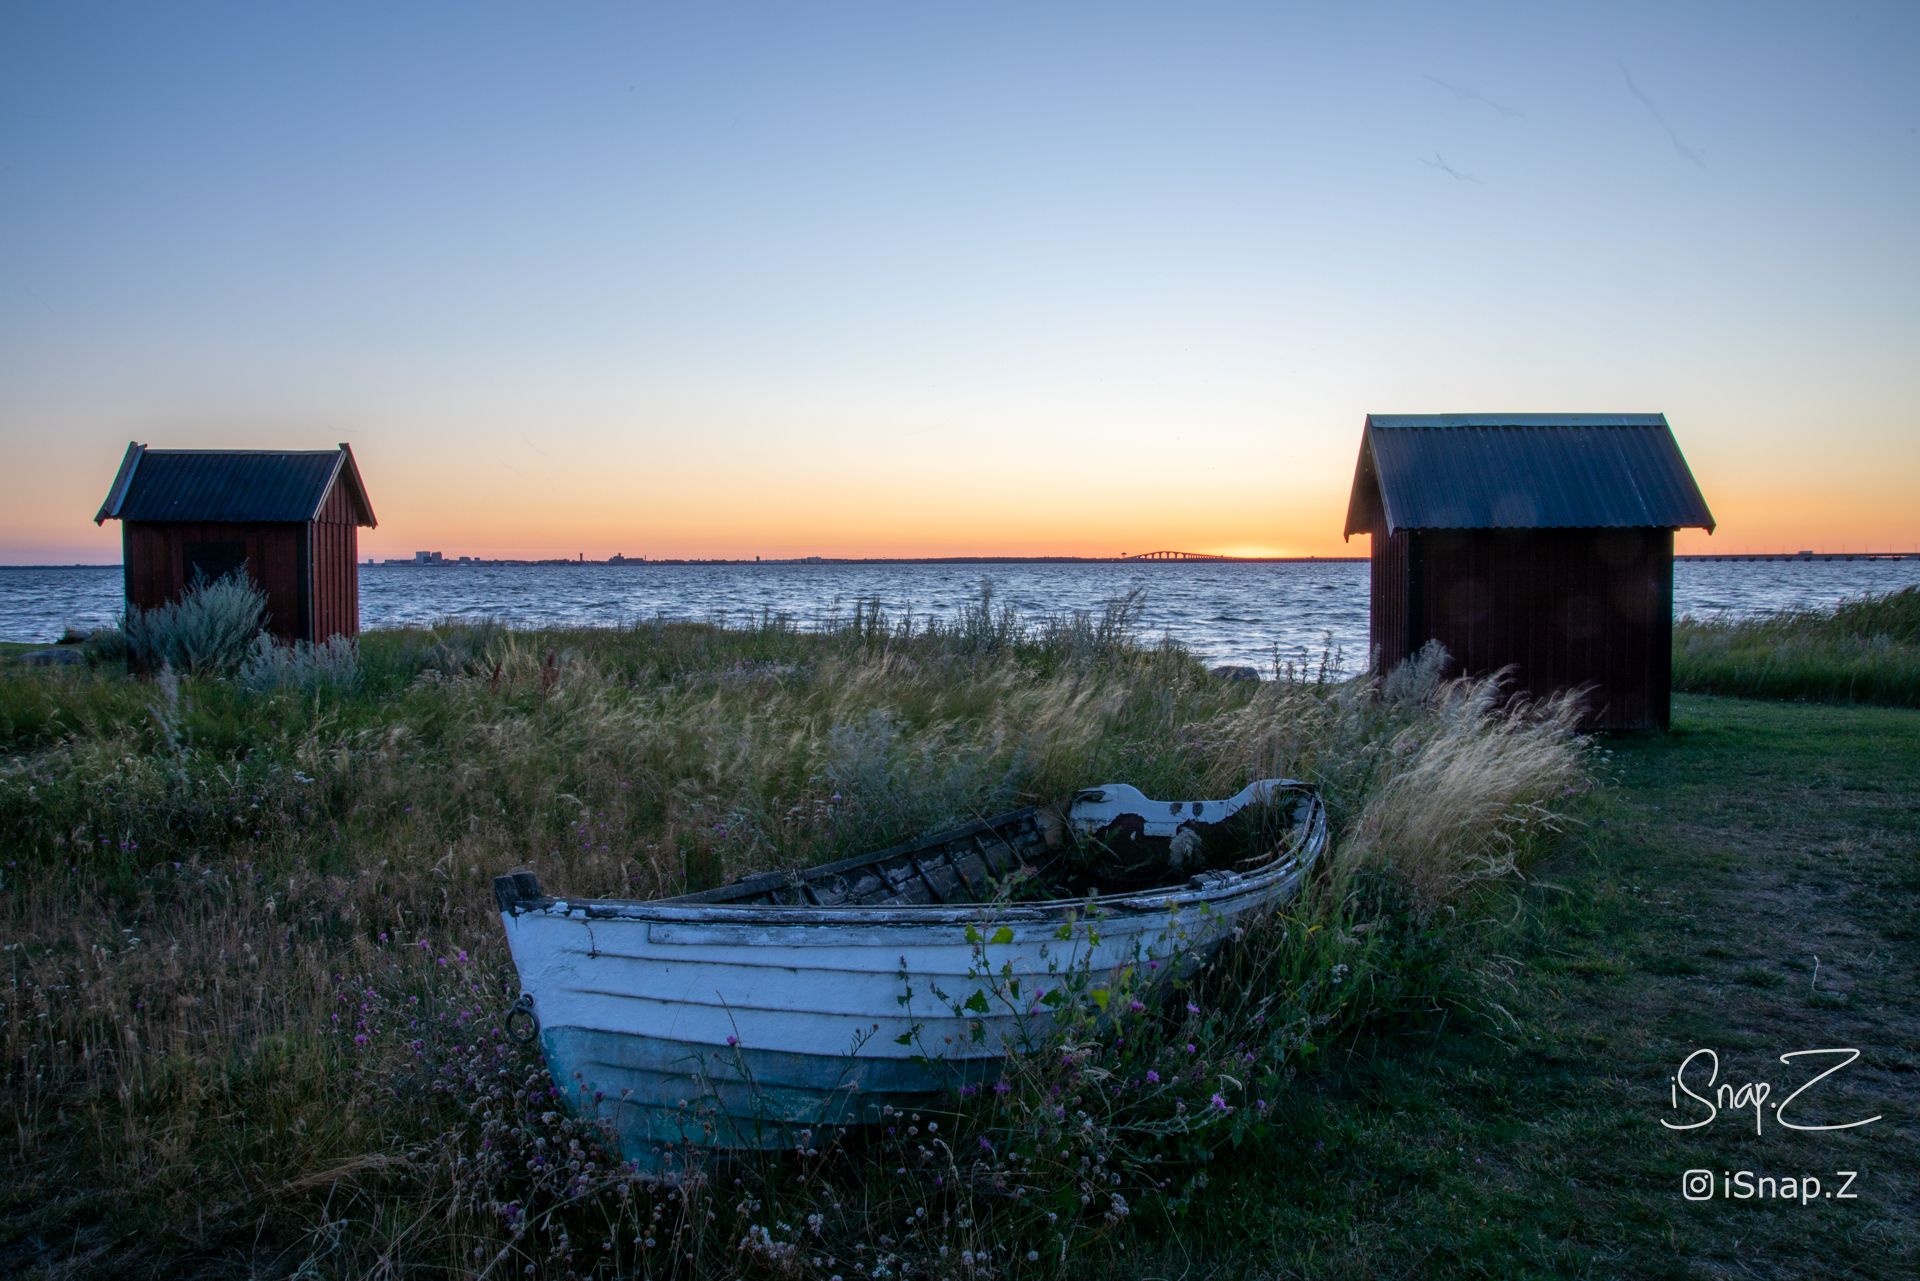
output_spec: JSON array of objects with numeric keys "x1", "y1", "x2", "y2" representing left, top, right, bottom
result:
[
  {"x1": 2, "y1": 584, "x2": 1914, "y2": 1277},
  {"x1": 1674, "y1": 585, "x2": 1920, "y2": 707}
]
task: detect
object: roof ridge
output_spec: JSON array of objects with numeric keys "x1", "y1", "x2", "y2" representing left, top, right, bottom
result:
[{"x1": 1366, "y1": 412, "x2": 1667, "y2": 428}]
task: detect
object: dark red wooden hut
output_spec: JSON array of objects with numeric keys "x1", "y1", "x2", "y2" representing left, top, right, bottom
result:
[
  {"x1": 95, "y1": 443, "x2": 377, "y2": 644},
  {"x1": 1344, "y1": 414, "x2": 1714, "y2": 730}
]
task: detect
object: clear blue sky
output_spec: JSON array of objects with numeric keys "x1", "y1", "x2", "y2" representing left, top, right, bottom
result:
[{"x1": 3, "y1": 2, "x2": 1916, "y2": 560}]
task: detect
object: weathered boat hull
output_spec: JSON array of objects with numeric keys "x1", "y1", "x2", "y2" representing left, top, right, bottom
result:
[{"x1": 496, "y1": 782, "x2": 1325, "y2": 1175}]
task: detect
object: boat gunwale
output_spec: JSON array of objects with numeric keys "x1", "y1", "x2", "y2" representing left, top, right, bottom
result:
[{"x1": 501, "y1": 788, "x2": 1327, "y2": 929}]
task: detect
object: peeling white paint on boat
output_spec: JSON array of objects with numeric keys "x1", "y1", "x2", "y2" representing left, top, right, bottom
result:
[{"x1": 495, "y1": 780, "x2": 1327, "y2": 1176}]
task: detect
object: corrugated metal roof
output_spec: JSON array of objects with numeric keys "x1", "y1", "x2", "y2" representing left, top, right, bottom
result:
[
  {"x1": 1345, "y1": 413, "x2": 1714, "y2": 536},
  {"x1": 95, "y1": 444, "x2": 376, "y2": 526}
]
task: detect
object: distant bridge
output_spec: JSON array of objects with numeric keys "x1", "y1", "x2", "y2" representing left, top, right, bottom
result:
[
  {"x1": 1677, "y1": 552, "x2": 1914, "y2": 562},
  {"x1": 1121, "y1": 550, "x2": 1232, "y2": 562}
]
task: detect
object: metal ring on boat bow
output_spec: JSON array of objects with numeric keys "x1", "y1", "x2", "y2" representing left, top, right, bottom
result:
[{"x1": 506, "y1": 991, "x2": 538, "y2": 1043}]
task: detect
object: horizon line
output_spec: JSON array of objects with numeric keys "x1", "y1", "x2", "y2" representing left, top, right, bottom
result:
[{"x1": 6, "y1": 549, "x2": 1919, "y2": 570}]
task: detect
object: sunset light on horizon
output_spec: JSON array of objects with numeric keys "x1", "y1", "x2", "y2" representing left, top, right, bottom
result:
[{"x1": 4, "y1": 3, "x2": 1917, "y2": 563}]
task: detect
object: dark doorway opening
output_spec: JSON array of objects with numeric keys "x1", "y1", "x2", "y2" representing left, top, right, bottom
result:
[{"x1": 184, "y1": 539, "x2": 247, "y2": 586}]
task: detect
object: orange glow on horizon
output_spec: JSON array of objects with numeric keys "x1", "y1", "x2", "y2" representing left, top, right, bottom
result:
[
  {"x1": 10, "y1": 486, "x2": 1920, "y2": 565},
  {"x1": 3, "y1": 429, "x2": 1916, "y2": 565}
]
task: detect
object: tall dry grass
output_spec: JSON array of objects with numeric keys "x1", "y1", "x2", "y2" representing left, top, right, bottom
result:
[
  {"x1": 1, "y1": 610, "x2": 1589, "y2": 1279},
  {"x1": 1189, "y1": 643, "x2": 1588, "y2": 911},
  {"x1": 1338, "y1": 676, "x2": 1587, "y2": 911},
  {"x1": 1673, "y1": 585, "x2": 1920, "y2": 707}
]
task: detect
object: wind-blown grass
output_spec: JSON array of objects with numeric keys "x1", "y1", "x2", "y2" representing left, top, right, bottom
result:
[
  {"x1": 1674, "y1": 585, "x2": 1920, "y2": 707},
  {"x1": 1, "y1": 601, "x2": 1589, "y2": 1279}
]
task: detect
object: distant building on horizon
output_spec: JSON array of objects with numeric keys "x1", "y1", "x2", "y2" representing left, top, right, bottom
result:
[
  {"x1": 95, "y1": 442, "x2": 377, "y2": 646},
  {"x1": 1345, "y1": 413, "x2": 1714, "y2": 731}
]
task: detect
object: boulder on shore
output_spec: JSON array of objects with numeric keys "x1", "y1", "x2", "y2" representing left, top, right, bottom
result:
[{"x1": 1208, "y1": 664, "x2": 1262, "y2": 683}]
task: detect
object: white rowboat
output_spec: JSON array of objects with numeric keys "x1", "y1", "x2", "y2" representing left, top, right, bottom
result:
[{"x1": 494, "y1": 778, "x2": 1327, "y2": 1176}]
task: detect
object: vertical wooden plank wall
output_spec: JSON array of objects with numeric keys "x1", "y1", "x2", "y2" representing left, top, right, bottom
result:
[
  {"x1": 1367, "y1": 518, "x2": 1412, "y2": 672},
  {"x1": 123, "y1": 522, "x2": 306, "y2": 644},
  {"x1": 309, "y1": 482, "x2": 362, "y2": 640},
  {"x1": 1398, "y1": 529, "x2": 1670, "y2": 730},
  {"x1": 122, "y1": 514, "x2": 366, "y2": 646}
]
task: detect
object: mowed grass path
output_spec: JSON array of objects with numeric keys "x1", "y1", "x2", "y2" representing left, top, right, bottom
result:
[{"x1": 1130, "y1": 696, "x2": 1919, "y2": 1280}]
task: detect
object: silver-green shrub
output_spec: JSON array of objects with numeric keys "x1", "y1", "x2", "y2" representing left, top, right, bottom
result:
[
  {"x1": 236, "y1": 634, "x2": 361, "y2": 695},
  {"x1": 122, "y1": 569, "x2": 268, "y2": 675}
]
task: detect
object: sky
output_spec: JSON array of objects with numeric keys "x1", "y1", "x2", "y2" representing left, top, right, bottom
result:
[{"x1": 2, "y1": 1, "x2": 1917, "y2": 562}]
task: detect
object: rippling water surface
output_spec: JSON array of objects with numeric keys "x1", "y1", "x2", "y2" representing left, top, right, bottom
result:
[{"x1": 5, "y1": 559, "x2": 1918, "y2": 670}]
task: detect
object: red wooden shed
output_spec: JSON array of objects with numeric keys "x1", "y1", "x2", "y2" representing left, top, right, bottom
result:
[
  {"x1": 1344, "y1": 414, "x2": 1714, "y2": 731},
  {"x1": 95, "y1": 443, "x2": 377, "y2": 644}
]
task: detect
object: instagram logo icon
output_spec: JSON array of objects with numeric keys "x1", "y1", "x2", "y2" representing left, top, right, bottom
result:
[{"x1": 1682, "y1": 1170, "x2": 1715, "y2": 1201}]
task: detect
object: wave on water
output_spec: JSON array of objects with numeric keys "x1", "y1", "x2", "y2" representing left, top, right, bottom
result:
[{"x1": 4, "y1": 559, "x2": 1918, "y2": 669}]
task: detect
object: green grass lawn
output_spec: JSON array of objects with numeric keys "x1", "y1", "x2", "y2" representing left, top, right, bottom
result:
[{"x1": 1137, "y1": 694, "x2": 1920, "y2": 1279}]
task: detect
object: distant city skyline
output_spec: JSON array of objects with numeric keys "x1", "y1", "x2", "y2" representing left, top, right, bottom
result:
[{"x1": 4, "y1": 2, "x2": 1917, "y2": 562}]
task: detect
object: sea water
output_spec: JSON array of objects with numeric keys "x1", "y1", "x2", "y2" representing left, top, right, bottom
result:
[{"x1": 4, "y1": 559, "x2": 1917, "y2": 670}]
